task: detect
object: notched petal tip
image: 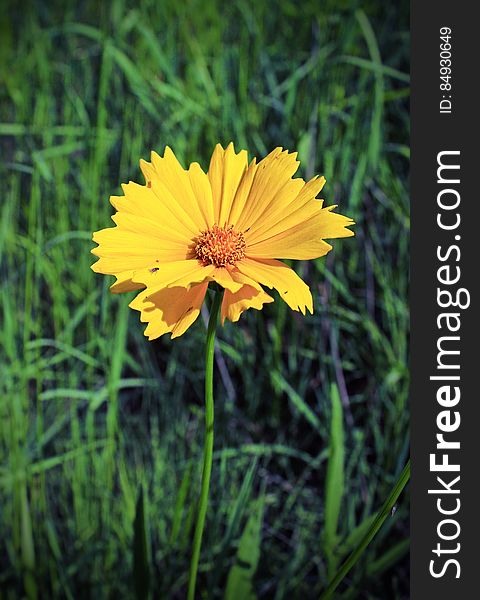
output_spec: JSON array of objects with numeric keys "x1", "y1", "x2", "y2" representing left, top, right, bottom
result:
[
  {"x1": 188, "y1": 161, "x2": 202, "y2": 172},
  {"x1": 163, "y1": 146, "x2": 178, "y2": 161},
  {"x1": 90, "y1": 259, "x2": 101, "y2": 272},
  {"x1": 109, "y1": 194, "x2": 123, "y2": 208},
  {"x1": 225, "y1": 141, "x2": 248, "y2": 159},
  {"x1": 317, "y1": 175, "x2": 326, "y2": 191}
]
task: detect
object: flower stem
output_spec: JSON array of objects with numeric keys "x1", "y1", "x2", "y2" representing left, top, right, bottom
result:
[
  {"x1": 319, "y1": 459, "x2": 411, "y2": 599},
  {"x1": 188, "y1": 290, "x2": 223, "y2": 600}
]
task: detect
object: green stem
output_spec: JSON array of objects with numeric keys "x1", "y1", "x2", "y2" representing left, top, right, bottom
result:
[
  {"x1": 319, "y1": 459, "x2": 410, "y2": 600},
  {"x1": 188, "y1": 290, "x2": 223, "y2": 600}
]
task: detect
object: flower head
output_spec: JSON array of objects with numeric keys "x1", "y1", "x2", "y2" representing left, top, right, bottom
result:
[{"x1": 91, "y1": 143, "x2": 354, "y2": 339}]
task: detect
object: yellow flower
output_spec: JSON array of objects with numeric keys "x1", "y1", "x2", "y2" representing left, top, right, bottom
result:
[{"x1": 91, "y1": 143, "x2": 354, "y2": 339}]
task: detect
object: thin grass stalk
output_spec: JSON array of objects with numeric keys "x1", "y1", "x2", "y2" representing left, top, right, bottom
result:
[{"x1": 319, "y1": 459, "x2": 411, "y2": 599}]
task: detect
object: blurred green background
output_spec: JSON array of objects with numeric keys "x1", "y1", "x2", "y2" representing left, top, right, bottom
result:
[{"x1": 0, "y1": 0, "x2": 409, "y2": 598}]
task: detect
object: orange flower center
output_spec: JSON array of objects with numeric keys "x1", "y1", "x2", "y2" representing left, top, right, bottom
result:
[{"x1": 194, "y1": 224, "x2": 246, "y2": 267}]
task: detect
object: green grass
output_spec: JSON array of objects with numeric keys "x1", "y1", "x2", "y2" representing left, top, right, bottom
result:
[{"x1": 1, "y1": 0, "x2": 409, "y2": 598}]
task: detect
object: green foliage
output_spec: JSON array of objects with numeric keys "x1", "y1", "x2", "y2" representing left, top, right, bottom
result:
[
  {"x1": 225, "y1": 497, "x2": 264, "y2": 600},
  {"x1": 133, "y1": 487, "x2": 150, "y2": 600},
  {"x1": 320, "y1": 461, "x2": 410, "y2": 599},
  {"x1": 0, "y1": 0, "x2": 409, "y2": 598},
  {"x1": 323, "y1": 384, "x2": 345, "y2": 579}
]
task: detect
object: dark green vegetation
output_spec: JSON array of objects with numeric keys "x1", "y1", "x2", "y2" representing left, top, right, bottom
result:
[{"x1": 0, "y1": 0, "x2": 409, "y2": 598}]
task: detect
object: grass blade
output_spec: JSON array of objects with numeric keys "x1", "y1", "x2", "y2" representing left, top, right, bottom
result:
[
  {"x1": 133, "y1": 487, "x2": 150, "y2": 600},
  {"x1": 323, "y1": 383, "x2": 345, "y2": 578},
  {"x1": 225, "y1": 497, "x2": 264, "y2": 600},
  {"x1": 319, "y1": 460, "x2": 410, "y2": 599}
]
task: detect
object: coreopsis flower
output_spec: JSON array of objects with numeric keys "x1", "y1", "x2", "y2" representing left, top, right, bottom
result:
[{"x1": 91, "y1": 143, "x2": 354, "y2": 339}]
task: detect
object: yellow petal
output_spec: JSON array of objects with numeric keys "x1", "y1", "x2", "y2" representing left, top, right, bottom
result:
[
  {"x1": 246, "y1": 209, "x2": 355, "y2": 260},
  {"x1": 131, "y1": 260, "x2": 214, "y2": 290},
  {"x1": 140, "y1": 148, "x2": 206, "y2": 234},
  {"x1": 235, "y1": 148, "x2": 300, "y2": 232},
  {"x1": 221, "y1": 285, "x2": 273, "y2": 324},
  {"x1": 237, "y1": 258, "x2": 313, "y2": 314},
  {"x1": 91, "y1": 225, "x2": 189, "y2": 274},
  {"x1": 110, "y1": 271, "x2": 145, "y2": 294},
  {"x1": 227, "y1": 158, "x2": 258, "y2": 227},
  {"x1": 111, "y1": 212, "x2": 191, "y2": 247},
  {"x1": 129, "y1": 283, "x2": 209, "y2": 340},
  {"x1": 206, "y1": 266, "x2": 244, "y2": 293},
  {"x1": 113, "y1": 182, "x2": 193, "y2": 241},
  {"x1": 188, "y1": 162, "x2": 215, "y2": 227},
  {"x1": 245, "y1": 176, "x2": 326, "y2": 243},
  {"x1": 208, "y1": 143, "x2": 248, "y2": 226},
  {"x1": 291, "y1": 175, "x2": 326, "y2": 207},
  {"x1": 152, "y1": 147, "x2": 211, "y2": 230},
  {"x1": 92, "y1": 226, "x2": 185, "y2": 255}
]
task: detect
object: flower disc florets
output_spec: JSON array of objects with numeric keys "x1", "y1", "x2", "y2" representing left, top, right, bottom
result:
[{"x1": 195, "y1": 224, "x2": 246, "y2": 267}]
